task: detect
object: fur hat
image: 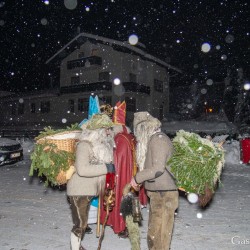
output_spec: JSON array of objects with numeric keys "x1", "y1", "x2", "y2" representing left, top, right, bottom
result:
[{"x1": 133, "y1": 112, "x2": 161, "y2": 131}]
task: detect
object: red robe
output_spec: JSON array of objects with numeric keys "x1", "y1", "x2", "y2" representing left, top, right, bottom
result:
[{"x1": 100, "y1": 126, "x2": 147, "y2": 234}]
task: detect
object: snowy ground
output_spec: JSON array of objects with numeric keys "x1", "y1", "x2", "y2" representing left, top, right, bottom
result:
[{"x1": 0, "y1": 139, "x2": 250, "y2": 250}]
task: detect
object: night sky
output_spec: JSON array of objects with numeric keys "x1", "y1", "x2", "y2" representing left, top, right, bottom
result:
[{"x1": 0, "y1": 0, "x2": 249, "y2": 92}]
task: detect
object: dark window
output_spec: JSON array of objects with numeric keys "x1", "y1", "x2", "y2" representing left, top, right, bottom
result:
[
  {"x1": 99, "y1": 72, "x2": 110, "y2": 82},
  {"x1": 91, "y1": 49, "x2": 99, "y2": 56},
  {"x1": 125, "y1": 97, "x2": 136, "y2": 112},
  {"x1": 10, "y1": 103, "x2": 16, "y2": 115},
  {"x1": 41, "y1": 101, "x2": 50, "y2": 113},
  {"x1": 129, "y1": 73, "x2": 137, "y2": 82},
  {"x1": 18, "y1": 103, "x2": 25, "y2": 115},
  {"x1": 99, "y1": 96, "x2": 112, "y2": 105},
  {"x1": 159, "y1": 105, "x2": 163, "y2": 120},
  {"x1": 30, "y1": 103, "x2": 36, "y2": 113},
  {"x1": 154, "y1": 79, "x2": 163, "y2": 92},
  {"x1": 71, "y1": 76, "x2": 80, "y2": 85},
  {"x1": 68, "y1": 99, "x2": 75, "y2": 113},
  {"x1": 78, "y1": 52, "x2": 85, "y2": 58},
  {"x1": 78, "y1": 98, "x2": 88, "y2": 112}
]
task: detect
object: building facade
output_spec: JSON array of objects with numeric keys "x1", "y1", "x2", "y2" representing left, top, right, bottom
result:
[{"x1": 0, "y1": 33, "x2": 181, "y2": 131}]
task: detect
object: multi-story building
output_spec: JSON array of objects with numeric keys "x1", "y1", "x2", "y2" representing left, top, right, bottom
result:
[{"x1": 0, "y1": 33, "x2": 181, "y2": 133}]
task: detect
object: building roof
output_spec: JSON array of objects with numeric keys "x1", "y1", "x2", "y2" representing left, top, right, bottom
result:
[
  {"x1": 0, "y1": 91, "x2": 15, "y2": 98},
  {"x1": 46, "y1": 32, "x2": 182, "y2": 73}
]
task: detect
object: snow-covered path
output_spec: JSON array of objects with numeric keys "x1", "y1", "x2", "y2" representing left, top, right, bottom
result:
[{"x1": 0, "y1": 142, "x2": 249, "y2": 250}]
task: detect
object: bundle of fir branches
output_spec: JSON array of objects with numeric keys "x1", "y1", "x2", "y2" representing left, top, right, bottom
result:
[
  {"x1": 29, "y1": 142, "x2": 75, "y2": 186},
  {"x1": 29, "y1": 124, "x2": 81, "y2": 186},
  {"x1": 168, "y1": 130, "x2": 225, "y2": 206}
]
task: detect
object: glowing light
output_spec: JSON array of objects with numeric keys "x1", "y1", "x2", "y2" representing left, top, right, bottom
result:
[
  {"x1": 225, "y1": 34, "x2": 234, "y2": 43},
  {"x1": 85, "y1": 6, "x2": 90, "y2": 11},
  {"x1": 206, "y1": 79, "x2": 213, "y2": 86},
  {"x1": 197, "y1": 213, "x2": 203, "y2": 219},
  {"x1": 113, "y1": 78, "x2": 121, "y2": 85},
  {"x1": 62, "y1": 118, "x2": 67, "y2": 123},
  {"x1": 41, "y1": 18, "x2": 48, "y2": 25},
  {"x1": 201, "y1": 43, "x2": 211, "y2": 53},
  {"x1": 128, "y1": 34, "x2": 139, "y2": 45},
  {"x1": 187, "y1": 193, "x2": 199, "y2": 204},
  {"x1": 44, "y1": 0, "x2": 49, "y2": 5},
  {"x1": 64, "y1": 0, "x2": 77, "y2": 10},
  {"x1": 221, "y1": 54, "x2": 227, "y2": 60},
  {"x1": 216, "y1": 45, "x2": 221, "y2": 50},
  {"x1": 244, "y1": 83, "x2": 250, "y2": 90},
  {"x1": 201, "y1": 88, "x2": 207, "y2": 94}
]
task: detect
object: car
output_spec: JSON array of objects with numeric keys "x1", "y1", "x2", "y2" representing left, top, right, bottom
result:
[{"x1": 0, "y1": 138, "x2": 23, "y2": 166}]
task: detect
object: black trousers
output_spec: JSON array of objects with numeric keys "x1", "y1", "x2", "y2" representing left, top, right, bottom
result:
[{"x1": 69, "y1": 196, "x2": 93, "y2": 239}]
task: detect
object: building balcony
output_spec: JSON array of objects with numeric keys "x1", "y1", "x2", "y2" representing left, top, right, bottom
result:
[
  {"x1": 123, "y1": 82, "x2": 150, "y2": 95},
  {"x1": 60, "y1": 81, "x2": 112, "y2": 94},
  {"x1": 67, "y1": 56, "x2": 102, "y2": 70},
  {"x1": 60, "y1": 81, "x2": 150, "y2": 95}
]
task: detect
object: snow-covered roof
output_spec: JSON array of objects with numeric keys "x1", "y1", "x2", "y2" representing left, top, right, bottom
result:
[
  {"x1": 162, "y1": 119, "x2": 238, "y2": 135},
  {"x1": 0, "y1": 91, "x2": 14, "y2": 97},
  {"x1": 46, "y1": 32, "x2": 182, "y2": 73}
]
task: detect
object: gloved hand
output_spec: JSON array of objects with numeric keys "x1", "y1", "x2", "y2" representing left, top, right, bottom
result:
[{"x1": 106, "y1": 163, "x2": 116, "y2": 173}]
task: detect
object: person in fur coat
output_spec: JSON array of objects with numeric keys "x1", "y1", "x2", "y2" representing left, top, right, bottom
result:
[
  {"x1": 67, "y1": 114, "x2": 115, "y2": 250},
  {"x1": 130, "y1": 112, "x2": 179, "y2": 250}
]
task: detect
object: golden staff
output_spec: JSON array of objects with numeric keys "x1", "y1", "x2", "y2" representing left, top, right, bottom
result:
[{"x1": 97, "y1": 189, "x2": 115, "y2": 250}]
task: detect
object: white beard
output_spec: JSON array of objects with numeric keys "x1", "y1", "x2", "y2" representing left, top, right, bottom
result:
[
  {"x1": 79, "y1": 128, "x2": 114, "y2": 164},
  {"x1": 79, "y1": 128, "x2": 115, "y2": 195},
  {"x1": 92, "y1": 136, "x2": 114, "y2": 163},
  {"x1": 135, "y1": 122, "x2": 161, "y2": 171}
]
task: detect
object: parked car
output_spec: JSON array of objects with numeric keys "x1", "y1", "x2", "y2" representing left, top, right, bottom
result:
[{"x1": 0, "y1": 138, "x2": 23, "y2": 166}]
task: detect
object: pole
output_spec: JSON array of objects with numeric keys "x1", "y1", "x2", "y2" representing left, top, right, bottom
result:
[{"x1": 96, "y1": 195, "x2": 101, "y2": 238}]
